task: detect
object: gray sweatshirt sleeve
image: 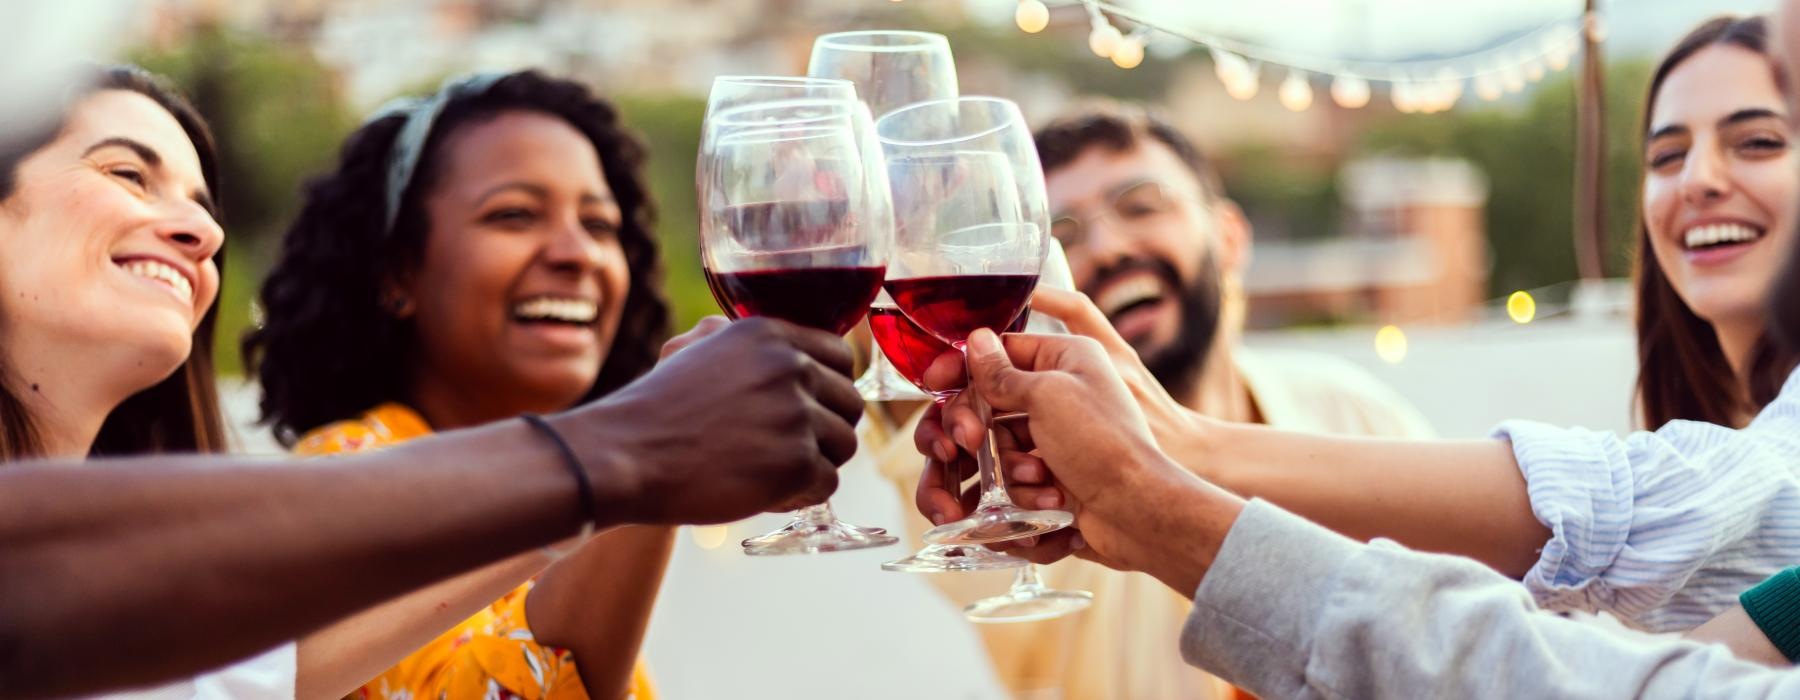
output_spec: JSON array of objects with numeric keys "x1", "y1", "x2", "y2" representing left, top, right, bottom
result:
[{"x1": 1180, "y1": 499, "x2": 1800, "y2": 699}]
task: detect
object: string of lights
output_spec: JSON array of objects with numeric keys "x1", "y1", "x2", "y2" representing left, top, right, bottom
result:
[{"x1": 1005, "y1": 0, "x2": 1602, "y2": 113}]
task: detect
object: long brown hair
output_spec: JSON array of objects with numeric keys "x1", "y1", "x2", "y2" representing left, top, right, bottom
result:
[
  {"x1": 1635, "y1": 15, "x2": 1800, "y2": 429},
  {"x1": 0, "y1": 65, "x2": 228, "y2": 460}
]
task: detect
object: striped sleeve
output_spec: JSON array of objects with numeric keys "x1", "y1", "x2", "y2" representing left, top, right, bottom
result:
[{"x1": 1493, "y1": 371, "x2": 1800, "y2": 632}]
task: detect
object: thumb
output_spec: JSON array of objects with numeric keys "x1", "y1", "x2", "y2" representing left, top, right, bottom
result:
[{"x1": 966, "y1": 328, "x2": 1033, "y2": 412}]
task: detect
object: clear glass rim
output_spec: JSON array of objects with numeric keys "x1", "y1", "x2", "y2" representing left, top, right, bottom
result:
[
  {"x1": 712, "y1": 97, "x2": 859, "y2": 128},
  {"x1": 814, "y1": 29, "x2": 950, "y2": 52},
  {"x1": 875, "y1": 96, "x2": 1022, "y2": 148},
  {"x1": 712, "y1": 75, "x2": 855, "y2": 90},
  {"x1": 713, "y1": 122, "x2": 853, "y2": 147}
]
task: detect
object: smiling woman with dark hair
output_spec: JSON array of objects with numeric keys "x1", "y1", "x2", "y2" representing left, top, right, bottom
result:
[{"x1": 244, "y1": 70, "x2": 674, "y2": 699}]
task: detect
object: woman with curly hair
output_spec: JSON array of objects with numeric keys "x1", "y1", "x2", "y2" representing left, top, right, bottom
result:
[{"x1": 243, "y1": 70, "x2": 673, "y2": 699}]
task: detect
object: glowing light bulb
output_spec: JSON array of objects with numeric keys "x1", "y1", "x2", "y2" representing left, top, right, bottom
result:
[
  {"x1": 1015, "y1": 0, "x2": 1049, "y2": 34},
  {"x1": 1331, "y1": 75, "x2": 1370, "y2": 109},
  {"x1": 1391, "y1": 82, "x2": 1416, "y2": 113},
  {"x1": 1524, "y1": 58, "x2": 1546, "y2": 82},
  {"x1": 1111, "y1": 37, "x2": 1144, "y2": 69},
  {"x1": 1475, "y1": 74, "x2": 1504, "y2": 101},
  {"x1": 1499, "y1": 64, "x2": 1526, "y2": 93},
  {"x1": 1278, "y1": 71, "x2": 1312, "y2": 111},
  {"x1": 1507, "y1": 291, "x2": 1537, "y2": 324},
  {"x1": 1089, "y1": 21, "x2": 1122, "y2": 58},
  {"x1": 1375, "y1": 325, "x2": 1408, "y2": 364}
]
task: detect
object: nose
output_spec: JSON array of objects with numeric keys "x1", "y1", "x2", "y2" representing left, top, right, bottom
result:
[
  {"x1": 1679, "y1": 141, "x2": 1732, "y2": 207},
  {"x1": 155, "y1": 200, "x2": 224, "y2": 263},
  {"x1": 542, "y1": 215, "x2": 606, "y2": 274},
  {"x1": 1074, "y1": 213, "x2": 1134, "y2": 279}
]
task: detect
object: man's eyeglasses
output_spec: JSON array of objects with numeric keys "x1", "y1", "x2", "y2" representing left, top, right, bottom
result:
[{"x1": 1050, "y1": 180, "x2": 1204, "y2": 248}]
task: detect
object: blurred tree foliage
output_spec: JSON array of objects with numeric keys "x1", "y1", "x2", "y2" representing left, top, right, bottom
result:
[
  {"x1": 1356, "y1": 60, "x2": 1653, "y2": 295},
  {"x1": 132, "y1": 25, "x2": 357, "y2": 375},
  {"x1": 613, "y1": 95, "x2": 714, "y2": 330}
]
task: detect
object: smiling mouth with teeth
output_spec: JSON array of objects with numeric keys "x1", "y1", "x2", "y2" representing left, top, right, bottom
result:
[
  {"x1": 1682, "y1": 222, "x2": 1765, "y2": 251},
  {"x1": 117, "y1": 259, "x2": 194, "y2": 305},
  {"x1": 1094, "y1": 274, "x2": 1166, "y2": 320},
  {"x1": 512, "y1": 297, "x2": 599, "y2": 326}
]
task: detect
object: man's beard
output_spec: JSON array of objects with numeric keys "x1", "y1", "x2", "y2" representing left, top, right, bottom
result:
[{"x1": 1087, "y1": 252, "x2": 1223, "y2": 398}]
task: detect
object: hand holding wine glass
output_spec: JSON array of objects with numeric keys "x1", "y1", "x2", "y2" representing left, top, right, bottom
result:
[
  {"x1": 877, "y1": 96, "x2": 1066, "y2": 547},
  {"x1": 699, "y1": 99, "x2": 897, "y2": 555}
]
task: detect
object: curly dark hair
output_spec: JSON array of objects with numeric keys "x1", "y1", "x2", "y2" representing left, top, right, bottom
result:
[{"x1": 243, "y1": 70, "x2": 670, "y2": 444}]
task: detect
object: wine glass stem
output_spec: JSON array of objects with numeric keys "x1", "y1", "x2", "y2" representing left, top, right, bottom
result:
[
  {"x1": 796, "y1": 500, "x2": 838, "y2": 526},
  {"x1": 1012, "y1": 563, "x2": 1046, "y2": 594},
  {"x1": 963, "y1": 355, "x2": 1013, "y2": 510}
]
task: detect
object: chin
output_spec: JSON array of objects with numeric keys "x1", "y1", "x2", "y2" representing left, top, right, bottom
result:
[{"x1": 512, "y1": 365, "x2": 602, "y2": 410}]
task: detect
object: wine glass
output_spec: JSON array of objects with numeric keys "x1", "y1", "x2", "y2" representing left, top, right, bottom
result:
[
  {"x1": 877, "y1": 96, "x2": 1070, "y2": 547},
  {"x1": 964, "y1": 238, "x2": 1094, "y2": 621},
  {"x1": 810, "y1": 31, "x2": 958, "y2": 401},
  {"x1": 808, "y1": 30, "x2": 958, "y2": 118},
  {"x1": 700, "y1": 100, "x2": 897, "y2": 555},
  {"x1": 875, "y1": 264, "x2": 1032, "y2": 573}
]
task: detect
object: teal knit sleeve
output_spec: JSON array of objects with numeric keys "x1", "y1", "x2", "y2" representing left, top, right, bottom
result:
[{"x1": 1740, "y1": 566, "x2": 1800, "y2": 662}]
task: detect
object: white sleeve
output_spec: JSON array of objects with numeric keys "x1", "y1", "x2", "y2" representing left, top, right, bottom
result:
[
  {"x1": 84, "y1": 643, "x2": 296, "y2": 700},
  {"x1": 1494, "y1": 393, "x2": 1800, "y2": 632}
]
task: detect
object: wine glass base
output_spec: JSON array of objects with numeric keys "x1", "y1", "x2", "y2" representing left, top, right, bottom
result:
[
  {"x1": 964, "y1": 588, "x2": 1094, "y2": 624},
  {"x1": 741, "y1": 517, "x2": 899, "y2": 556},
  {"x1": 881, "y1": 543, "x2": 1029, "y2": 573},
  {"x1": 922, "y1": 504, "x2": 1073, "y2": 546}
]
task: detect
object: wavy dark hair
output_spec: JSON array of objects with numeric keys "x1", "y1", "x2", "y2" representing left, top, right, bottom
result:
[
  {"x1": 1634, "y1": 15, "x2": 1799, "y2": 429},
  {"x1": 0, "y1": 64, "x2": 227, "y2": 460},
  {"x1": 244, "y1": 70, "x2": 669, "y2": 444}
]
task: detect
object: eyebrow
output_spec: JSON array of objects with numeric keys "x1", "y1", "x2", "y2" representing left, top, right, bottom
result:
[
  {"x1": 1647, "y1": 108, "x2": 1788, "y2": 141},
  {"x1": 84, "y1": 136, "x2": 218, "y2": 220},
  {"x1": 476, "y1": 181, "x2": 618, "y2": 207}
]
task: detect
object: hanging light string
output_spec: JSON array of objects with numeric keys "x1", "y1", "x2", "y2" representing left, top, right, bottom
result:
[{"x1": 1008, "y1": 0, "x2": 1595, "y2": 111}]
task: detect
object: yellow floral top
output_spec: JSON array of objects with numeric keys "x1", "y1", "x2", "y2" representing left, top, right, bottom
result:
[{"x1": 296, "y1": 402, "x2": 656, "y2": 700}]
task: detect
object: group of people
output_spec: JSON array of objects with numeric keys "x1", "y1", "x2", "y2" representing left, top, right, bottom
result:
[{"x1": 9, "y1": 5, "x2": 1800, "y2": 700}]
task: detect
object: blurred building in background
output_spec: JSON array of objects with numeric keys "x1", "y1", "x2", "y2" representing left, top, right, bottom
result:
[{"x1": 1246, "y1": 157, "x2": 1490, "y2": 328}]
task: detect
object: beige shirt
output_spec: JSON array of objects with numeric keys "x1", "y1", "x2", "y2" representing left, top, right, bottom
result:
[{"x1": 871, "y1": 347, "x2": 1434, "y2": 700}]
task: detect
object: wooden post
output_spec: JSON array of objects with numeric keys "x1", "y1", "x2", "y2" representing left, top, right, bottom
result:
[{"x1": 1573, "y1": 1, "x2": 1607, "y2": 279}]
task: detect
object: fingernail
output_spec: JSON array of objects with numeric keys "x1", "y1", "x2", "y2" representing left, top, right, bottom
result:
[
  {"x1": 954, "y1": 425, "x2": 976, "y2": 450},
  {"x1": 1071, "y1": 533, "x2": 1087, "y2": 550},
  {"x1": 932, "y1": 512, "x2": 948, "y2": 526},
  {"x1": 969, "y1": 328, "x2": 1000, "y2": 355},
  {"x1": 1037, "y1": 492, "x2": 1060, "y2": 509},
  {"x1": 935, "y1": 440, "x2": 955, "y2": 463}
]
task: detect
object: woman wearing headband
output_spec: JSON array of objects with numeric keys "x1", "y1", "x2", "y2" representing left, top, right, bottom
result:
[{"x1": 245, "y1": 71, "x2": 672, "y2": 698}]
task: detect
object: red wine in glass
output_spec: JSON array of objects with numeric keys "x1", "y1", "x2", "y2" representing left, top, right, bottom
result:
[
  {"x1": 707, "y1": 266, "x2": 885, "y2": 336},
  {"x1": 870, "y1": 305, "x2": 1030, "y2": 392},
  {"x1": 883, "y1": 274, "x2": 1038, "y2": 347}
]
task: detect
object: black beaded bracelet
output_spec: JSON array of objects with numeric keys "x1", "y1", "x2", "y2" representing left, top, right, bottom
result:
[{"x1": 521, "y1": 413, "x2": 597, "y2": 557}]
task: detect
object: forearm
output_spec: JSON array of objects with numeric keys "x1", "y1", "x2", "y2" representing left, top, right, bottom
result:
[
  {"x1": 296, "y1": 550, "x2": 552, "y2": 699},
  {"x1": 1686, "y1": 606, "x2": 1789, "y2": 667},
  {"x1": 527, "y1": 525, "x2": 677, "y2": 699},
  {"x1": 0, "y1": 418, "x2": 598, "y2": 698},
  {"x1": 1187, "y1": 420, "x2": 1547, "y2": 577}
]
